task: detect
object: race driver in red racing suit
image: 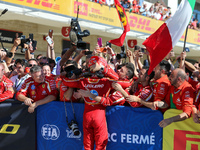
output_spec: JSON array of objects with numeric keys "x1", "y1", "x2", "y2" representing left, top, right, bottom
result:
[{"x1": 62, "y1": 56, "x2": 119, "y2": 150}]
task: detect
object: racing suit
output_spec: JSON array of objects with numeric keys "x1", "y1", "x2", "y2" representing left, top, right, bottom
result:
[
  {"x1": 0, "y1": 75, "x2": 14, "y2": 102},
  {"x1": 62, "y1": 72, "x2": 117, "y2": 150},
  {"x1": 16, "y1": 76, "x2": 58, "y2": 101}
]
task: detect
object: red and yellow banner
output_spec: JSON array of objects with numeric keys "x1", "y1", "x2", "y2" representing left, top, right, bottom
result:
[
  {"x1": 1, "y1": 0, "x2": 200, "y2": 46},
  {"x1": 163, "y1": 109, "x2": 200, "y2": 150}
]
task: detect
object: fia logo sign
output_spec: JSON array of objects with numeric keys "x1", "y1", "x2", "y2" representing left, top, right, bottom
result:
[{"x1": 41, "y1": 124, "x2": 60, "y2": 140}]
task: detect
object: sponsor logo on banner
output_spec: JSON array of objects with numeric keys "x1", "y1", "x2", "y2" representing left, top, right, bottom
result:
[
  {"x1": 74, "y1": 1, "x2": 88, "y2": 16},
  {"x1": 0, "y1": 124, "x2": 20, "y2": 134},
  {"x1": 17, "y1": 0, "x2": 60, "y2": 10},
  {"x1": 41, "y1": 124, "x2": 60, "y2": 140},
  {"x1": 66, "y1": 129, "x2": 82, "y2": 139},
  {"x1": 108, "y1": 132, "x2": 155, "y2": 145},
  {"x1": 174, "y1": 130, "x2": 200, "y2": 150}
]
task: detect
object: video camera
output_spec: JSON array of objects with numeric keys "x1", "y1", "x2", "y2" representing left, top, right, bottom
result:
[
  {"x1": 69, "y1": 5, "x2": 90, "y2": 50},
  {"x1": 20, "y1": 34, "x2": 37, "y2": 53},
  {"x1": 64, "y1": 65, "x2": 82, "y2": 78}
]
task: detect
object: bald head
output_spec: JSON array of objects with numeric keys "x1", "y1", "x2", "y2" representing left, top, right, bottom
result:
[{"x1": 174, "y1": 68, "x2": 186, "y2": 81}]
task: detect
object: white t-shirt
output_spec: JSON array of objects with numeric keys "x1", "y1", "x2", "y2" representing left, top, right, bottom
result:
[{"x1": 10, "y1": 74, "x2": 31, "y2": 92}]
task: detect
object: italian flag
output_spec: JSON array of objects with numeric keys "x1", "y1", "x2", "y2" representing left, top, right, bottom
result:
[{"x1": 143, "y1": 0, "x2": 196, "y2": 74}]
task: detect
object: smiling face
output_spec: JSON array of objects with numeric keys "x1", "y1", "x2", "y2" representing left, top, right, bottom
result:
[{"x1": 117, "y1": 66, "x2": 128, "y2": 80}]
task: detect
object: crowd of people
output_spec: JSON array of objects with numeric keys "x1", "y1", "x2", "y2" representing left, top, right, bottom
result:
[
  {"x1": 90, "y1": 0, "x2": 200, "y2": 30},
  {"x1": 0, "y1": 34, "x2": 200, "y2": 149}
]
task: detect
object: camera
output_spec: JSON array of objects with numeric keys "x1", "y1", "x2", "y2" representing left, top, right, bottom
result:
[
  {"x1": 69, "y1": 8, "x2": 90, "y2": 50},
  {"x1": 116, "y1": 45, "x2": 126, "y2": 59},
  {"x1": 64, "y1": 65, "x2": 82, "y2": 78},
  {"x1": 20, "y1": 34, "x2": 37, "y2": 53},
  {"x1": 68, "y1": 120, "x2": 80, "y2": 136}
]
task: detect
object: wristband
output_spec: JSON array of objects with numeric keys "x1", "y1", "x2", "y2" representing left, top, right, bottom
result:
[
  {"x1": 51, "y1": 48, "x2": 54, "y2": 50},
  {"x1": 112, "y1": 54, "x2": 116, "y2": 56}
]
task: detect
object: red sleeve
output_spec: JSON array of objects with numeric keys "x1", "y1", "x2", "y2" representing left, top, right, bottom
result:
[
  {"x1": 47, "y1": 78, "x2": 58, "y2": 98},
  {"x1": 188, "y1": 77, "x2": 198, "y2": 89},
  {"x1": 0, "y1": 79, "x2": 14, "y2": 102},
  {"x1": 62, "y1": 77, "x2": 84, "y2": 89},
  {"x1": 182, "y1": 87, "x2": 194, "y2": 116},
  {"x1": 117, "y1": 80, "x2": 132, "y2": 89},
  {"x1": 138, "y1": 88, "x2": 153, "y2": 102},
  {"x1": 154, "y1": 82, "x2": 170, "y2": 102},
  {"x1": 103, "y1": 65, "x2": 119, "y2": 80},
  {"x1": 100, "y1": 91, "x2": 125, "y2": 106}
]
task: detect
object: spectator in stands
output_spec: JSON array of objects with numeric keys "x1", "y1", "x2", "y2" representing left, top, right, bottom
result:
[
  {"x1": 10, "y1": 59, "x2": 31, "y2": 93},
  {"x1": 0, "y1": 63, "x2": 14, "y2": 102},
  {"x1": 130, "y1": 0, "x2": 139, "y2": 14},
  {"x1": 16, "y1": 66, "x2": 58, "y2": 113},
  {"x1": 147, "y1": 6, "x2": 154, "y2": 18},
  {"x1": 154, "y1": 68, "x2": 194, "y2": 128},
  {"x1": 190, "y1": 19, "x2": 199, "y2": 31},
  {"x1": 106, "y1": 0, "x2": 114, "y2": 7},
  {"x1": 153, "y1": 7, "x2": 162, "y2": 20},
  {"x1": 139, "y1": 3, "x2": 148, "y2": 16},
  {"x1": 122, "y1": 0, "x2": 131, "y2": 11}
]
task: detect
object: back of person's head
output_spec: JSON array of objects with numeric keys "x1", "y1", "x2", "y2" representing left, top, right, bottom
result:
[
  {"x1": 159, "y1": 60, "x2": 170, "y2": 74},
  {"x1": 36, "y1": 54, "x2": 43, "y2": 61},
  {"x1": 145, "y1": 69, "x2": 155, "y2": 82},
  {"x1": 176, "y1": 69, "x2": 186, "y2": 81},
  {"x1": 30, "y1": 65, "x2": 42, "y2": 74}
]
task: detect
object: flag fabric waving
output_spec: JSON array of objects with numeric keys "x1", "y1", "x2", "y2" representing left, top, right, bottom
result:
[
  {"x1": 143, "y1": 0, "x2": 196, "y2": 75},
  {"x1": 109, "y1": 0, "x2": 130, "y2": 47}
]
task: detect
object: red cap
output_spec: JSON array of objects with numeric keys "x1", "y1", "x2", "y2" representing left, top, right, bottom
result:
[{"x1": 88, "y1": 56, "x2": 107, "y2": 68}]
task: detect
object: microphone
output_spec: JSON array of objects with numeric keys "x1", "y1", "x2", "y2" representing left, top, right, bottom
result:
[{"x1": 0, "y1": 9, "x2": 8, "y2": 17}]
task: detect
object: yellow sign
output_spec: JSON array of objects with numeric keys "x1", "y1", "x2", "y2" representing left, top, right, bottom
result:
[
  {"x1": 1, "y1": 0, "x2": 200, "y2": 45},
  {"x1": 0, "y1": 124, "x2": 20, "y2": 134},
  {"x1": 163, "y1": 109, "x2": 200, "y2": 150}
]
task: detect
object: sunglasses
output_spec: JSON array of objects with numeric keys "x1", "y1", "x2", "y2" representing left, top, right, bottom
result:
[
  {"x1": 28, "y1": 64, "x2": 36, "y2": 67},
  {"x1": 40, "y1": 62, "x2": 49, "y2": 66}
]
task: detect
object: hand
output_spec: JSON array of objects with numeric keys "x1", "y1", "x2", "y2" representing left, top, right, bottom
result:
[
  {"x1": 28, "y1": 102, "x2": 37, "y2": 113},
  {"x1": 159, "y1": 118, "x2": 173, "y2": 128},
  {"x1": 152, "y1": 101, "x2": 159, "y2": 110},
  {"x1": 106, "y1": 47, "x2": 114, "y2": 55},
  {"x1": 180, "y1": 51, "x2": 186, "y2": 60},
  {"x1": 73, "y1": 91, "x2": 82, "y2": 99},
  {"x1": 112, "y1": 82, "x2": 123, "y2": 91},
  {"x1": 193, "y1": 113, "x2": 200, "y2": 124},
  {"x1": 13, "y1": 38, "x2": 21, "y2": 47},
  {"x1": 166, "y1": 51, "x2": 175, "y2": 60},
  {"x1": 0, "y1": 50, "x2": 7, "y2": 60},
  {"x1": 78, "y1": 89, "x2": 93, "y2": 98},
  {"x1": 24, "y1": 98, "x2": 34, "y2": 106},
  {"x1": 126, "y1": 95, "x2": 139, "y2": 102},
  {"x1": 80, "y1": 49, "x2": 89, "y2": 56},
  {"x1": 126, "y1": 50, "x2": 133, "y2": 58}
]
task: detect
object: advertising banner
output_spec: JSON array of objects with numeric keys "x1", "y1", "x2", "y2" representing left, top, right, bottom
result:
[
  {"x1": 0, "y1": 29, "x2": 22, "y2": 43},
  {"x1": 37, "y1": 101, "x2": 163, "y2": 150},
  {"x1": 163, "y1": 109, "x2": 200, "y2": 150},
  {"x1": 106, "y1": 106, "x2": 163, "y2": 150},
  {"x1": 1, "y1": 0, "x2": 200, "y2": 46},
  {"x1": 0, "y1": 99, "x2": 35, "y2": 150}
]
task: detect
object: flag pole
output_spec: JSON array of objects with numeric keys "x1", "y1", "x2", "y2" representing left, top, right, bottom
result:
[
  {"x1": 183, "y1": 25, "x2": 189, "y2": 52},
  {"x1": 120, "y1": 22, "x2": 128, "y2": 62}
]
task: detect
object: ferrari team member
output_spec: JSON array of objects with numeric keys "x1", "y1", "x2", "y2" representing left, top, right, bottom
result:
[
  {"x1": 125, "y1": 68, "x2": 155, "y2": 107},
  {"x1": 154, "y1": 68, "x2": 195, "y2": 127},
  {"x1": 151, "y1": 60, "x2": 171, "y2": 110},
  {"x1": 62, "y1": 56, "x2": 118, "y2": 150},
  {"x1": 16, "y1": 66, "x2": 58, "y2": 113},
  {"x1": 0, "y1": 63, "x2": 14, "y2": 102}
]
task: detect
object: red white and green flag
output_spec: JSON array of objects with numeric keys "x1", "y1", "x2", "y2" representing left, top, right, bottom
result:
[
  {"x1": 109, "y1": 0, "x2": 130, "y2": 47},
  {"x1": 143, "y1": 0, "x2": 196, "y2": 74}
]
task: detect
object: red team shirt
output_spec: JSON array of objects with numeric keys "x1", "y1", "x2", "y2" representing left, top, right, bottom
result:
[
  {"x1": 152, "y1": 75, "x2": 171, "y2": 102},
  {"x1": 166, "y1": 80, "x2": 195, "y2": 116},
  {"x1": 0, "y1": 75, "x2": 14, "y2": 102},
  {"x1": 16, "y1": 76, "x2": 58, "y2": 101}
]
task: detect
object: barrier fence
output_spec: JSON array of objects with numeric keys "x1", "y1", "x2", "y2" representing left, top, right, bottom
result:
[{"x1": 0, "y1": 100, "x2": 199, "y2": 150}]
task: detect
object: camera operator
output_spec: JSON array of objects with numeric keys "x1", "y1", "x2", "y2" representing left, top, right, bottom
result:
[
  {"x1": 16, "y1": 65, "x2": 58, "y2": 113},
  {"x1": 62, "y1": 56, "x2": 119, "y2": 150}
]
